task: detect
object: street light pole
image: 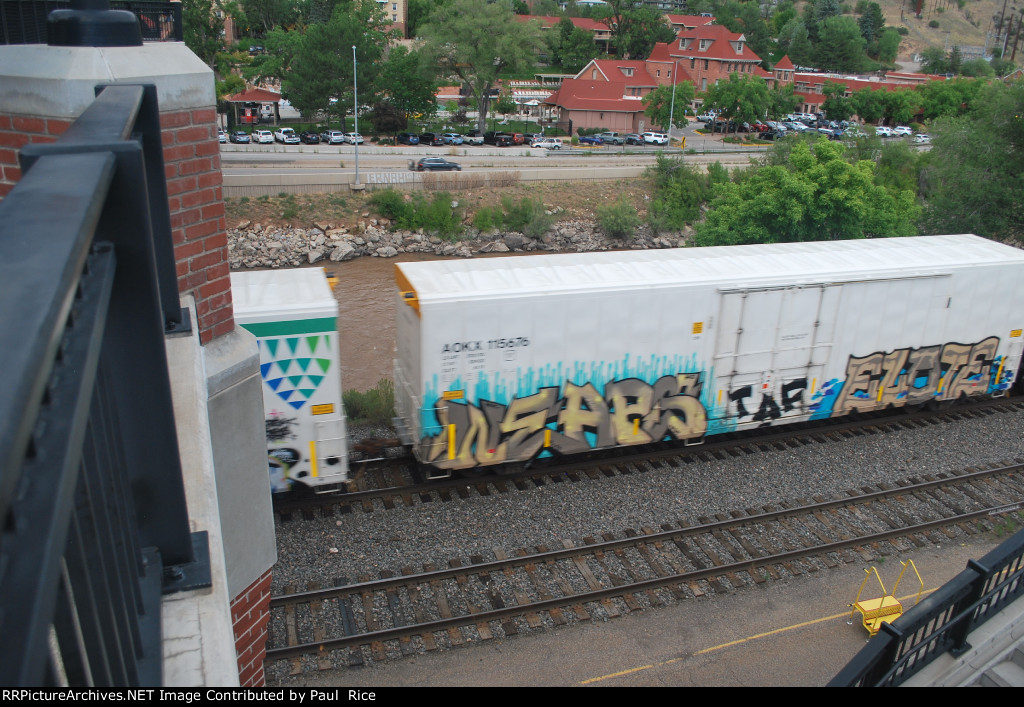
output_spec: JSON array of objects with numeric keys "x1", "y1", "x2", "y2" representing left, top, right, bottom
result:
[
  {"x1": 352, "y1": 44, "x2": 360, "y2": 187},
  {"x1": 668, "y1": 59, "x2": 678, "y2": 148}
]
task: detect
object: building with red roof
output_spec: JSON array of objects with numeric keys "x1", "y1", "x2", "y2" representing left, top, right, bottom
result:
[
  {"x1": 542, "y1": 79, "x2": 649, "y2": 132},
  {"x1": 664, "y1": 14, "x2": 716, "y2": 33}
]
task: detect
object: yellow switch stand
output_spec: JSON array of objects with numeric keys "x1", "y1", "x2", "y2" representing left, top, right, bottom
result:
[{"x1": 848, "y1": 559, "x2": 924, "y2": 637}]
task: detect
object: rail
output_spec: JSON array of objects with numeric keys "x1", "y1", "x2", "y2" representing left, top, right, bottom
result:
[
  {"x1": 0, "y1": 83, "x2": 209, "y2": 686},
  {"x1": 830, "y1": 527, "x2": 1024, "y2": 687},
  {"x1": 0, "y1": 0, "x2": 182, "y2": 43}
]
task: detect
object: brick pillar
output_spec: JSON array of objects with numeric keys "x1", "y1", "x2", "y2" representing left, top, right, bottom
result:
[
  {"x1": 0, "y1": 44, "x2": 233, "y2": 344},
  {"x1": 231, "y1": 570, "x2": 273, "y2": 687}
]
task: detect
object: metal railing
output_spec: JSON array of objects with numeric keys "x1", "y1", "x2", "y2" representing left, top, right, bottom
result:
[
  {"x1": 830, "y1": 527, "x2": 1024, "y2": 686},
  {"x1": 0, "y1": 0, "x2": 182, "y2": 43},
  {"x1": 0, "y1": 83, "x2": 209, "y2": 686}
]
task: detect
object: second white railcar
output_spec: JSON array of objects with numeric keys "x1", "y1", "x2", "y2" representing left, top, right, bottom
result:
[{"x1": 393, "y1": 235, "x2": 1024, "y2": 476}]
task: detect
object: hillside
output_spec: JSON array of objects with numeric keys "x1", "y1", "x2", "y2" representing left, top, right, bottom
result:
[{"x1": 858, "y1": 0, "x2": 1018, "y2": 64}]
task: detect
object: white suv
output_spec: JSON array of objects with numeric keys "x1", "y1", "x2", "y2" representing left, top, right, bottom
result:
[
  {"x1": 343, "y1": 132, "x2": 364, "y2": 144},
  {"x1": 253, "y1": 129, "x2": 274, "y2": 144},
  {"x1": 642, "y1": 132, "x2": 669, "y2": 145},
  {"x1": 533, "y1": 137, "x2": 563, "y2": 150}
]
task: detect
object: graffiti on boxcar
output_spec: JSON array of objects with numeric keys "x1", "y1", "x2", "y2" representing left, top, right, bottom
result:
[
  {"x1": 420, "y1": 373, "x2": 708, "y2": 470},
  {"x1": 727, "y1": 378, "x2": 809, "y2": 426},
  {"x1": 832, "y1": 336, "x2": 1003, "y2": 414}
]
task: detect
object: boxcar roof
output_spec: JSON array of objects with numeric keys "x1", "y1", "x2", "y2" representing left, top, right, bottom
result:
[
  {"x1": 231, "y1": 268, "x2": 337, "y2": 322},
  {"x1": 395, "y1": 235, "x2": 1024, "y2": 302}
]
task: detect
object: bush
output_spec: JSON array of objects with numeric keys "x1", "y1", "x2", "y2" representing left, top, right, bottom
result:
[
  {"x1": 369, "y1": 189, "x2": 415, "y2": 225},
  {"x1": 342, "y1": 378, "x2": 395, "y2": 427},
  {"x1": 473, "y1": 205, "x2": 504, "y2": 231},
  {"x1": 596, "y1": 197, "x2": 640, "y2": 239},
  {"x1": 501, "y1": 196, "x2": 553, "y2": 238},
  {"x1": 897, "y1": 26, "x2": 909, "y2": 35},
  {"x1": 928, "y1": 19, "x2": 939, "y2": 27},
  {"x1": 416, "y1": 192, "x2": 463, "y2": 240},
  {"x1": 646, "y1": 156, "x2": 717, "y2": 232}
]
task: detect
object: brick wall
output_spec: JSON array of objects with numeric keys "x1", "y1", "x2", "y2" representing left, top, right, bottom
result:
[
  {"x1": 0, "y1": 106, "x2": 234, "y2": 345},
  {"x1": 231, "y1": 569, "x2": 273, "y2": 687}
]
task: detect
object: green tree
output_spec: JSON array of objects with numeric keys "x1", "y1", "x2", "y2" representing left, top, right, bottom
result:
[
  {"x1": 642, "y1": 82, "x2": 696, "y2": 131},
  {"x1": 817, "y1": 16, "x2": 868, "y2": 72},
  {"x1": 239, "y1": 0, "x2": 298, "y2": 35},
  {"x1": 283, "y1": 2, "x2": 395, "y2": 128},
  {"x1": 611, "y1": 6, "x2": 676, "y2": 60},
  {"x1": 183, "y1": 0, "x2": 225, "y2": 67},
  {"x1": 919, "y1": 80, "x2": 1024, "y2": 241},
  {"x1": 876, "y1": 27, "x2": 901, "y2": 65},
  {"x1": 880, "y1": 89, "x2": 920, "y2": 125},
  {"x1": 768, "y1": 82, "x2": 800, "y2": 119},
  {"x1": 960, "y1": 58, "x2": 995, "y2": 78},
  {"x1": 702, "y1": 74, "x2": 771, "y2": 130},
  {"x1": 920, "y1": 46, "x2": 949, "y2": 75},
  {"x1": 822, "y1": 81, "x2": 854, "y2": 121},
  {"x1": 379, "y1": 46, "x2": 439, "y2": 122},
  {"x1": 858, "y1": 2, "x2": 885, "y2": 45},
  {"x1": 851, "y1": 87, "x2": 885, "y2": 123},
  {"x1": 695, "y1": 138, "x2": 920, "y2": 245},
  {"x1": 551, "y1": 17, "x2": 602, "y2": 73},
  {"x1": 915, "y1": 77, "x2": 982, "y2": 121},
  {"x1": 419, "y1": 0, "x2": 544, "y2": 133}
]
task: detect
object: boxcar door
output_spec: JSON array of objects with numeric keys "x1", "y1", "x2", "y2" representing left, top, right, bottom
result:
[{"x1": 711, "y1": 285, "x2": 839, "y2": 429}]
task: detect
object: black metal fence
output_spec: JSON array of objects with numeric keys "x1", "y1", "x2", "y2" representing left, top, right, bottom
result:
[
  {"x1": 0, "y1": 83, "x2": 209, "y2": 686},
  {"x1": 830, "y1": 527, "x2": 1024, "y2": 686},
  {"x1": 0, "y1": 0, "x2": 182, "y2": 43}
]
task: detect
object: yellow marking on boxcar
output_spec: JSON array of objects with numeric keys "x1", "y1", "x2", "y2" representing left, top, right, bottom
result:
[{"x1": 309, "y1": 440, "x2": 318, "y2": 478}]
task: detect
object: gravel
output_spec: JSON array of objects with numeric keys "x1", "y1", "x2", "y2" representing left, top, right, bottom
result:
[{"x1": 271, "y1": 408, "x2": 1024, "y2": 594}]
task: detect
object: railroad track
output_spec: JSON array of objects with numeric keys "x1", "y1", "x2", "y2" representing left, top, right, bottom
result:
[
  {"x1": 265, "y1": 461, "x2": 1024, "y2": 675},
  {"x1": 273, "y1": 397, "x2": 1024, "y2": 521}
]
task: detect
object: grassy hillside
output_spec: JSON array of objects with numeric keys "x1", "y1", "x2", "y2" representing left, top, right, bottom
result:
[{"x1": 859, "y1": 0, "x2": 1018, "y2": 63}]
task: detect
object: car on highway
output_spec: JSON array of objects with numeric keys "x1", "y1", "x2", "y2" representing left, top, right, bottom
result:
[
  {"x1": 253, "y1": 129, "x2": 274, "y2": 144},
  {"x1": 442, "y1": 133, "x2": 464, "y2": 145},
  {"x1": 411, "y1": 157, "x2": 462, "y2": 171},
  {"x1": 642, "y1": 131, "x2": 669, "y2": 145},
  {"x1": 229, "y1": 130, "x2": 250, "y2": 144},
  {"x1": 578, "y1": 135, "x2": 604, "y2": 145},
  {"x1": 320, "y1": 130, "x2": 345, "y2": 144},
  {"x1": 343, "y1": 132, "x2": 364, "y2": 144}
]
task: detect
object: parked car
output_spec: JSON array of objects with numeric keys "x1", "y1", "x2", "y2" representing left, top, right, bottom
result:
[
  {"x1": 596, "y1": 132, "x2": 625, "y2": 145},
  {"x1": 343, "y1": 132, "x2": 364, "y2": 144},
  {"x1": 523, "y1": 133, "x2": 544, "y2": 144},
  {"x1": 229, "y1": 130, "x2": 250, "y2": 144},
  {"x1": 697, "y1": 111, "x2": 717, "y2": 123},
  {"x1": 483, "y1": 131, "x2": 514, "y2": 146},
  {"x1": 218, "y1": 129, "x2": 227, "y2": 144},
  {"x1": 274, "y1": 127, "x2": 300, "y2": 144},
  {"x1": 411, "y1": 157, "x2": 462, "y2": 171},
  {"x1": 892, "y1": 126, "x2": 913, "y2": 136},
  {"x1": 299, "y1": 131, "x2": 320, "y2": 144},
  {"x1": 509, "y1": 133, "x2": 526, "y2": 145},
  {"x1": 913, "y1": 133, "x2": 931, "y2": 144},
  {"x1": 875, "y1": 126, "x2": 894, "y2": 137},
  {"x1": 419, "y1": 132, "x2": 445, "y2": 146},
  {"x1": 397, "y1": 132, "x2": 420, "y2": 145},
  {"x1": 320, "y1": 130, "x2": 345, "y2": 144},
  {"x1": 442, "y1": 133, "x2": 464, "y2": 145},
  {"x1": 464, "y1": 130, "x2": 485, "y2": 146},
  {"x1": 624, "y1": 133, "x2": 643, "y2": 145},
  {"x1": 533, "y1": 137, "x2": 563, "y2": 150},
  {"x1": 578, "y1": 135, "x2": 604, "y2": 145},
  {"x1": 253, "y1": 129, "x2": 274, "y2": 144},
  {"x1": 642, "y1": 132, "x2": 669, "y2": 145}
]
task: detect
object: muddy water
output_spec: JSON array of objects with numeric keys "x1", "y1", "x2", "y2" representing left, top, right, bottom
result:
[{"x1": 317, "y1": 252, "x2": 535, "y2": 391}]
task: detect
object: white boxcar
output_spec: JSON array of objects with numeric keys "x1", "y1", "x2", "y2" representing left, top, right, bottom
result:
[
  {"x1": 231, "y1": 269, "x2": 349, "y2": 492},
  {"x1": 394, "y1": 235, "x2": 1024, "y2": 476}
]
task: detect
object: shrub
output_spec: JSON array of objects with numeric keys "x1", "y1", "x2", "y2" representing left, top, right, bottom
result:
[
  {"x1": 416, "y1": 191, "x2": 463, "y2": 240},
  {"x1": 646, "y1": 156, "x2": 717, "y2": 232},
  {"x1": 342, "y1": 378, "x2": 395, "y2": 427},
  {"x1": 596, "y1": 197, "x2": 640, "y2": 239},
  {"x1": 501, "y1": 196, "x2": 553, "y2": 238},
  {"x1": 473, "y1": 205, "x2": 504, "y2": 231},
  {"x1": 897, "y1": 26, "x2": 909, "y2": 35},
  {"x1": 369, "y1": 189, "x2": 415, "y2": 225},
  {"x1": 928, "y1": 19, "x2": 939, "y2": 27}
]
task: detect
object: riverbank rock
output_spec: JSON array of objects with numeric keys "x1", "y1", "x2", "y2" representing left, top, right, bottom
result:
[{"x1": 226, "y1": 220, "x2": 689, "y2": 270}]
